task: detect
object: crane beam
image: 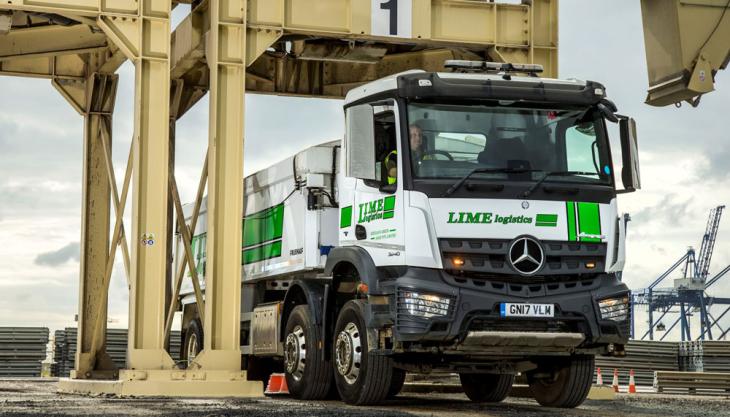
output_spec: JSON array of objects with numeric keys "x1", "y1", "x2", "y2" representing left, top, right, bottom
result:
[
  {"x1": 696, "y1": 206, "x2": 724, "y2": 280},
  {"x1": 641, "y1": 0, "x2": 730, "y2": 107},
  {"x1": 706, "y1": 264, "x2": 730, "y2": 289},
  {"x1": 170, "y1": 0, "x2": 558, "y2": 99},
  {"x1": 0, "y1": 24, "x2": 107, "y2": 60},
  {"x1": 650, "y1": 253, "x2": 689, "y2": 289}
]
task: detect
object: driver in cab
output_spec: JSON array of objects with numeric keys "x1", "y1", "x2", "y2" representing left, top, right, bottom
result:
[{"x1": 385, "y1": 122, "x2": 430, "y2": 185}]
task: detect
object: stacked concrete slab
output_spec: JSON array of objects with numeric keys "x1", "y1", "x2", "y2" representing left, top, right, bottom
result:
[
  {"x1": 53, "y1": 328, "x2": 182, "y2": 377},
  {"x1": 679, "y1": 341, "x2": 730, "y2": 373},
  {"x1": 595, "y1": 340, "x2": 679, "y2": 386},
  {"x1": 0, "y1": 327, "x2": 49, "y2": 377}
]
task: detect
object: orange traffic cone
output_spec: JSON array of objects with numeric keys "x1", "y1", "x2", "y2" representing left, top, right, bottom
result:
[
  {"x1": 596, "y1": 367, "x2": 604, "y2": 385},
  {"x1": 628, "y1": 369, "x2": 637, "y2": 394},
  {"x1": 265, "y1": 373, "x2": 289, "y2": 395},
  {"x1": 612, "y1": 368, "x2": 619, "y2": 393}
]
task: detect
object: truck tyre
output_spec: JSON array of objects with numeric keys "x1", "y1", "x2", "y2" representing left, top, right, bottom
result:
[
  {"x1": 284, "y1": 305, "x2": 332, "y2": 400},
  {"x1": 528, "y1": 355, "x2": 594, "y2": 408},
  {"x1": 387, "y1": 368, "x2": 406, "y2": 398},
  {"x1": 333, "y1": 300, "x2": 394, "y2": 405},
  {"x1": 183, "y1": 318, "x2": 203, "y2": 367},
  {"x1": 459, "y1": 373, "x2": 514, "y2": 403}
]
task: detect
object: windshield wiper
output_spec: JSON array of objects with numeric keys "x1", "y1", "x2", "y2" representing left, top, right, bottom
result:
[
  {"x1": 522, "y1": 171, "x2": 600, "y2": 198},
  {"x1": 443, "y1": 168, "x2": 531, "y2": 197}
]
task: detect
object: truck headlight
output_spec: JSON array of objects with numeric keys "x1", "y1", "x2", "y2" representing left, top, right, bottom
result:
[
  {"x1": 399, "y1": 291, "x2": 452, "y2": 318},
  {"x1": 598, "y1": 296, "x2": 630, "y2": 322}
]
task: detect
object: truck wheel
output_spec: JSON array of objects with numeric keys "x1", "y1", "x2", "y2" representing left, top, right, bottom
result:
[
  {"x1": 528, "y1": 355, "x2": 594, "y2": 408},
  {"x1": 284, "y1": 305, "x2": 332, "y2": 399},
  {"x1": 387, "y1": 368, "x2": 406, "y2": 398},
  {"x1": 459, "y1": 373, "x2": 514, "y2": 403},
  {"x1": 333, "y1": 300, "x2": 394, "y2": 405},
  {"x1": 183, "y1": 318, "x2": 203, "y2": 367}
]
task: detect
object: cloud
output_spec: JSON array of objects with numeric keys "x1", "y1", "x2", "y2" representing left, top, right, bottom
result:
[
  {"x1": 700, "y1": 144, "x2": 730, "y2": 182},
  {"x1": 630, "y1": 194, "x2": 692, "y2": 227},
  {"x1": 34, "y1": 242, "x2": 80, "y2": 266},
  {"x1": 0, "y1": 180, "x2": 80, "y2": 219}
]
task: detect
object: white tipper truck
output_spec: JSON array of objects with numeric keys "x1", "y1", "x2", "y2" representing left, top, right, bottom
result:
[{"x1": 174, "y1": 61, "x2": 640, "y2": 408}]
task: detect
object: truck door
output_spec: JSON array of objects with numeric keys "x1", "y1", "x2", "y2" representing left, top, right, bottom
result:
[{"x1": 339, "y1": 100, "x2": 406, "y2": 265}]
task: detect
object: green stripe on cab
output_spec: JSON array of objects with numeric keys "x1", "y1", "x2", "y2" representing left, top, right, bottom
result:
[
  {"x1": 566, "y1": 202, "x2": 577, "y2": 241},
  {"x1": 577, "y1": 202, "x2": 601, "y2": 242}
]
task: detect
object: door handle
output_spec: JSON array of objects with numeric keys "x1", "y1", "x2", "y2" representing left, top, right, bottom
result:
[{"x1": 355, "y1": 224, "x2": 367, "y2": 240}]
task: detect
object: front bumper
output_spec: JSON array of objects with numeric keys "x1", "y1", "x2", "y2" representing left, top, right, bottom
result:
[{"x1": 368, "y1": 267, "x2": 630, "y2": 353}]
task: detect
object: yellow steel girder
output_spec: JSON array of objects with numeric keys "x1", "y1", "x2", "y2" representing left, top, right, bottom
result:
[
  {"x1": 0, "y1": 1, "x2": 558, "y2": 95},
  {"x1": 642, "y1": 0, "x2": 730, "y2": 106},
  {"x1": 171, "y1": 0, "x2": 559, "y2": 97},
  {"x1": 192, "y1": 0, "x2": 247, "y2": 370},
  {"x1": 0, "y1": 24, "x2": 107, "y2": 60},
  {"x1": 73, "y1": 73, "x2": 118, "y2": 379}
]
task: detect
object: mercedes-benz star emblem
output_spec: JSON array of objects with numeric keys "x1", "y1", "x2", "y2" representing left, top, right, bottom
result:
[{"x1": 508, "y1": 237, "x2": 544, "y2": 276}]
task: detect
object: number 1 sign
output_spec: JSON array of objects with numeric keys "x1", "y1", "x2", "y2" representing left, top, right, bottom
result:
[{"x1": 371, "y1": 0, "x2": 412, "y2": 38}]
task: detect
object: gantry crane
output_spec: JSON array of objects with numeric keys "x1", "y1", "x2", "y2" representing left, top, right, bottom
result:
[
  {"x1": 0, "y1": 0, "x2": 558, "y2": 398},
  {"x1": 632, "y1": 206, "x2": 730, "y2": 341}
]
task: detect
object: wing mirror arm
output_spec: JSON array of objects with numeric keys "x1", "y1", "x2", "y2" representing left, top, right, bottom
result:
[{"x1": 598, "y1": 99, "x2": 619, "y2": 123}]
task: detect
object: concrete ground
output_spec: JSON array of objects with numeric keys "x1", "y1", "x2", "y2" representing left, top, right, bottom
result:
[{"x1": 1, "y1": 379, "x2": 729, "y2": 417}]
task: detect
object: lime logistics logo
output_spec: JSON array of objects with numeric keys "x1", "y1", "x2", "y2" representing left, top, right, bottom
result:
[
  {"x1": 536, "y1": 214, "x2": 558, "y2": 227},
  {"x1": 357, "y1": 196, "x2": 396, "y2": 223},
  {"x1": 447, "y1": 212, "x2": 557, "y2": 226},
  {"x1": 447, "y1": 212, "x2": 532, "y2": 225}
]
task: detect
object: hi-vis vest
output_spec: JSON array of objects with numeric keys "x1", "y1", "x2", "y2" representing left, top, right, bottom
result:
[
  {"x1": 385, "y1": 149, "x2": 434, "y2": 184},
  {"x1": 385, "y1": 150, "x2": 397, "y2": 185}
]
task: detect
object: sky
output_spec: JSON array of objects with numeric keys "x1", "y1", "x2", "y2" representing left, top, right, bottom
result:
[{"x1": 0, "y1": 0, "x2": 728, "y2": 341}]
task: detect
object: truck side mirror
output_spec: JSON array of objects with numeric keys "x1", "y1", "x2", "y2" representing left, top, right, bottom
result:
[
  {"x1": 345, "y1": 104, "x2": 377, "y2": 181},
  {"x1": 618, "y1": 117, "x2": 641, "y2": 193}
]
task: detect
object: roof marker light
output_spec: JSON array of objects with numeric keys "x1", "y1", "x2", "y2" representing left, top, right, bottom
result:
[{"x1": 445, "y1": 60, "x2": 544, "y2": 76}]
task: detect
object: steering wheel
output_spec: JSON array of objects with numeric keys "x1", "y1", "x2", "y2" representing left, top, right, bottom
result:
[{"x1": 422, "y1": 150, "x2": 454, "y2": 161}]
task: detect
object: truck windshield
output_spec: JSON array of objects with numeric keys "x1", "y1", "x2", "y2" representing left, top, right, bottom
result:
[{"x1": 407, "y1": 102, "x2": 612, "y2": 186}]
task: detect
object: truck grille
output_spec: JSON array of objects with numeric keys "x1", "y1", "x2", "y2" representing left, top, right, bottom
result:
[{"x1": 440, "y1": 238, "x2": 607, "y2": 280}]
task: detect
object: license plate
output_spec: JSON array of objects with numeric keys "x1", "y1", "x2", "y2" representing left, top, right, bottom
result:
[{"x1": 500, "y1": 303, "x2": 554, "y2": 318}]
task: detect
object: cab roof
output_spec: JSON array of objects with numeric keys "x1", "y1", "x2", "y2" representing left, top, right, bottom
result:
[{"x1": 344, "y1": 70, "x2": 606, "y2": 108}]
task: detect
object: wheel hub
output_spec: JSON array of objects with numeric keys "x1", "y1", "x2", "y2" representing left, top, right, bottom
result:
[
  {"x1": 284, "y1": 325, "x2": 306, "y2": 381},
  {"x1": 335, "y1": 322, "x2": 361, "y2": 385}
]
